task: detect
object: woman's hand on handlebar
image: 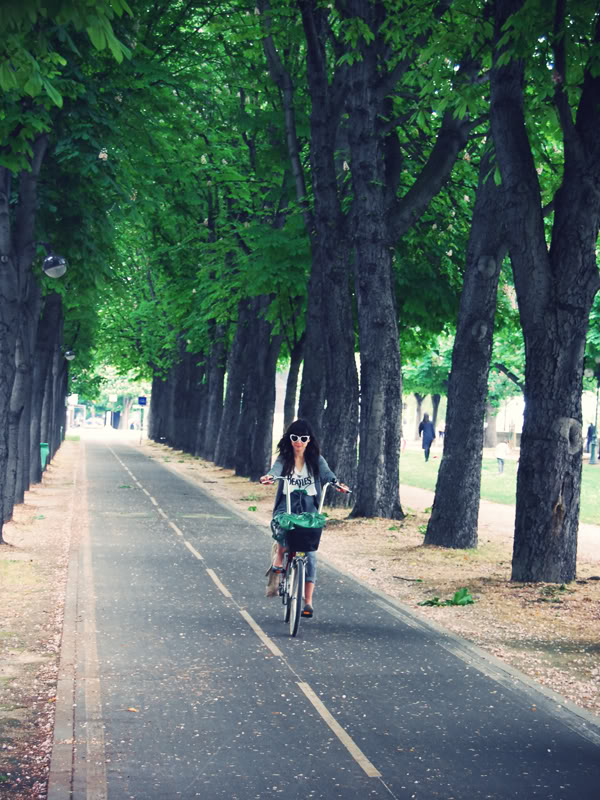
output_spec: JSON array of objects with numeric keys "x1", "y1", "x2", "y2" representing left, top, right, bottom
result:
[
  {"x1": 334, "y1": 481, "x2": 351, "y2": 493},
  {"x1": 260, "y1": 474, "x2": 275, "y2": 485}
]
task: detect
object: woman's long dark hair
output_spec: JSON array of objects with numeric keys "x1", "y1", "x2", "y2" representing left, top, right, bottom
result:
[{"x1": 276, "y1": 419, "x2": 320, "y2": 477}]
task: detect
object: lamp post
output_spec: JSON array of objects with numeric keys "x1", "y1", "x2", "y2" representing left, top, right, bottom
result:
[{"x1": 64, "y1": 350, "x2": 75, "y2": 361}]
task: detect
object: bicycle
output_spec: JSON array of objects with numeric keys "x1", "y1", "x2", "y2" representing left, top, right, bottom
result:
[{"x1": 267, "y1": 476, "x2": 348, "y2": 637}]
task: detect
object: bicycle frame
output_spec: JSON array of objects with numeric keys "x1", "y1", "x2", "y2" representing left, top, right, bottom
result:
[
  {"x1": 272, "y1": 475, "x2": 334, "y2": 516},
  {"x1": 270, "y1": 476, "x2": 334, "y2": 636}
]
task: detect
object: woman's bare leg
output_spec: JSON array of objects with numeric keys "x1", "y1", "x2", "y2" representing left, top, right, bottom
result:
[
  {"x1": 273, "y1": 543, "x2": 285, "y2": 567},
  {"x1": 304, "y1": 580, "x2": 314, "y2": 605}
]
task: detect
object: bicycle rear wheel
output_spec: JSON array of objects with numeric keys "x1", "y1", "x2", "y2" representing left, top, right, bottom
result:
[{"x1": 289, "y1": 559, "x2": 305, "y2": 637}]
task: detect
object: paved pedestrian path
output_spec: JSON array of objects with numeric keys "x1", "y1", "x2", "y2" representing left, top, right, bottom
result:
[{"x1": 49, "y1": 437, "x2": 600, "y2": 799}]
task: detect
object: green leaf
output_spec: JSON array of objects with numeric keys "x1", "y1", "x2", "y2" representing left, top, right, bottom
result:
[
  {"x1": 447, "y1": 587, "x2": 474, "y2": 606},
  {"x1": 87, "y1": 25, "x2": 107, "y2": 51},
  {"x1": 42, "y1": 78, "x2": 63, "y2": 107},
  {"x1": 0, "y1": 62, "x2": 18, "y2": 90}
]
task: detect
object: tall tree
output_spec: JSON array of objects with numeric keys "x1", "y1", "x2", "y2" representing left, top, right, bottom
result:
[
  {"x1": 490, "y1": 0, "x2": 600, "y2": 582},
  {"x1": 426, "y1": 148, "x2": 507, "y2": 548}
]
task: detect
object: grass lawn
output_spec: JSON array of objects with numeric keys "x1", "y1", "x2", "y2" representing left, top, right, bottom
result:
[{"x1": 400, "y1": 447, "x2": 600, "y2": 525}]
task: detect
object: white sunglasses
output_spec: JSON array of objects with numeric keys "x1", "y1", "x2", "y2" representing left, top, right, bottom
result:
[{"x1": 290, "y1": 434, "x2": 310, "y2": 443}]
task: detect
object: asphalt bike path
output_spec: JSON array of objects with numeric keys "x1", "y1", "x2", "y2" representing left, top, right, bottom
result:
[{"x1": 51, "y1": 439, "x2": 600, "y2": 799}]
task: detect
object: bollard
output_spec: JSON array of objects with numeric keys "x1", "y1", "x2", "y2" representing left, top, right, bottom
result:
[
  {"x1": 40, "y1": 442, "x2": 49, "y2": 471},
  {"x1": 590, "y1": 439, "x2": 598, "y2": 466}
]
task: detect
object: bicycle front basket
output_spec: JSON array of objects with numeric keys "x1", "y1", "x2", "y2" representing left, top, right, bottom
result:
[
  {"x1": 285, "y1": 525, "x2": 322, "y2": 553},
  {"x1": 274, "y1": 510, "x2": 326, "y2": 530}
]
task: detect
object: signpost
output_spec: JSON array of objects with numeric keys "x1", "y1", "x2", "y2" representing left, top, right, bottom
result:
[{"x1": 138, "y1": 397, "x2": 147, "y2": 444}]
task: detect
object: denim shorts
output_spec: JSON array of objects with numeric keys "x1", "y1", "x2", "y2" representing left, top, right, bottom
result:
[{"x1": 304, "y1": 550, "x2": 317, "y2": 583}]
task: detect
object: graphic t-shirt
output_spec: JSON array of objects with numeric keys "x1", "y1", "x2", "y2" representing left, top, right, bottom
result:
[{"x1": 285, "y1": 462, "x2": 316, "y2": 496}]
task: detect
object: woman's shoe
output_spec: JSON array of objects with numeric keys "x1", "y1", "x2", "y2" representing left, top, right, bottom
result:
[
  {"x1": 302, "y1": 604, "x2": 313, "y2": 618},
  {"x1": 272, "y1": 565, "x2": 285, "y2": 574}
]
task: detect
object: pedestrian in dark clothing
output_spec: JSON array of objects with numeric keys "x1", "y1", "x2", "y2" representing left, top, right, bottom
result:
[
  {"x1": 418, "y1": 413, "x2": 436, "y2": 462},
  {"x1": 586, "y1": 424, "x2": 596, "y2": 453}
]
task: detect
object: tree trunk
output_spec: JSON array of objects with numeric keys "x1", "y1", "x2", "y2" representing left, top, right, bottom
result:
[
  {"x1": 250, "y1": 328, "x2": 284, "y2": 480},
  {"x1": 484, "y1": 401, "x2": 498, "y2": 448},
  {"x1": 29, "y1": 293, "x2": 55, "y2": 484},
  {"x1": 158, "y1": 366, "x2": 177, "y2": 448},
  {"x1": 320, "y1": 259, "x2": 359, "y2": 508},
  {"x1": 426, "y1": 153, "x2": 506, "y2": 549},
  {"x1": 491, "y1": 0, "x2": 600, "y2": 582},
  {"x1": 30, "y1": 297, "x2": 62, "y2": 484},
  {"x1": 172, "y1": 346, "x2": 205, "y2": 453},
  {"x1": 414, "y1": 394, "x2": 425, "y2": 440},
  {"x1": 214, "y1": 300, "x2": 252, "y2": 469},
  {"x1": 345, "y1": 44, "x2": 403, "y2": 520},
  {"x1": 4, "y1": 333, "x2": 26, "y2": 522},
  {"x1": 54, "y1": 365, "x2": 67, "y2": 453},
  {"x1": 17, "y1": 356, "x2": 33, "y2": 501},
  {"x1": 15, "y1": 280, "x2": 43, "y2": 502},
  {"x1": 148, "y1": 374, "x2": 169, "y2": 443},
  {"x1": 47, "y1": 341, "x2": 64, "y2": 463},
  {"x1": 40, "y1": 353, "x2": 53, "y2": 451},
  {"x1": 234, "y1": 296, "x2": 283, "y2": 480},
  {"x1": 0, "y1": 169, "x2": 20, "y2": 540},
  {"x1": 0, "y1": 136, "x2": 48, "y2": 543},
  {"x1": 283, "y1": 334, "x2": 304, "y2": 431},
  {"x1": 295, "y1": 0, "x2": 360, "y2": 483},
  {"x1": 431, "y1": 394, "x2": 441, "y2": 431},
  {"x1": 197, "y1": 324, "x2": 226, "y2": 461},
  {"x1": 297, "y1": 269, "x2": 326, "y2": 431},
  {"x1": 120, "y1": 398, "x2": 134, "y2": 431}
]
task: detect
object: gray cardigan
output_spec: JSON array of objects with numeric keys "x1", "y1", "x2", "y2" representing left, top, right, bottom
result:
[{"x1": 268, "y1": 455, "x2": 337, "y2": 515}]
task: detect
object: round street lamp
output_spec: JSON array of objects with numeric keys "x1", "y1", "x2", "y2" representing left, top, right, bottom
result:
[
  {"x1": 64, "y1": 350, "x2": 75, "y2": 361},
  {"x1": 42, "y1": 253, "x2": 68, "y2": 278}
]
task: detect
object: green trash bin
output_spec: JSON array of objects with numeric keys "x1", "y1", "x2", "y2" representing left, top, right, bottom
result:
[{"x1": 40, "y1": 443, "x2": 49, "y2": 471}]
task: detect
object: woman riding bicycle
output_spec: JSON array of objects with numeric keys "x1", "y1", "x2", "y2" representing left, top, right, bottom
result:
[{"x1": 260, "y1": 418, "x2": 350, "y2": 618}]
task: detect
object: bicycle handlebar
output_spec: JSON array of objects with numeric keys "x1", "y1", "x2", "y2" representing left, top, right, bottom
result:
[{"x1": 261, "y1": 475, "x2": 351, "y2": 515}]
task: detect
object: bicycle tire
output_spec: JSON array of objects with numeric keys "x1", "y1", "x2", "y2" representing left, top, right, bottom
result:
[
  {"x1": 289, "y1": 558, "x2": 304, "y2": 637},
  {"x1": 283, "y1": 570, "x2": 291, "y2": 622}
]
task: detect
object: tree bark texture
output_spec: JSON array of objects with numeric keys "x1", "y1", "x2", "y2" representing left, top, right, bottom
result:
[
  {"x1": 426, "y1": 152, "x2": 506, "y2": 549},
  {"x1": 214, "y1": 300, "x2": 253, "y2": 469},
  {"x1": 234, "y1": 295, "x2": 283, "y2": 480},
  {"x1": 171, "y1": 345, "x2": 205, "y2": 453},
  {"x1": 413, "y1": 394, "x2": 425, "y2": 440},
  {"x1": 484, "y1": 401, "x2": 497, "y2": 449},
  {"x1": 148, "y1": 375, "x2": 170, "y2": 443},
  {"x1": 491, "y1": 0, "x2": 600, "y2": 582},
  {"x1": 196, "y1": 324, "x2": 226, "y2": 461},
  {"x1": 431, "y1": 394, "x2": 441, "y2": 432},
  {"x1": 0, "y1": 169, "x2": 19, "y2": 538},
  {"x1": 296, "y1": 0, "x2": 360, "y2": 484},
  {"x1": 40, "y1": 351, "x2": 53, "y2": 452},
  {"x1": 283, "y1": 333, "x2": 304, "y2": 431},
  {"x1": 13, "y1": 279, "x2": 42, "y2": 503},
  {"x1": 319, "y1": 254, "x2": 359, "y2": 508},
  {"x1": 165, "y1": 369, "x2": 178, "y2": 448},
  {"x1": 345, "y1": 39, "x2": 403, "y2": 520},
  {"x1": 0, "y1": 137, "x2": 48, "y2": 540},
  {"x1": 48, "y1": 342, "x2": 65, "y2": 461},
  {"x1": 4, "y1": 332, "x2": 25, "y2": 522}
]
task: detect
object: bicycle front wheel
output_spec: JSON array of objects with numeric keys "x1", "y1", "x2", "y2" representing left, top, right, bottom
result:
[
  {"x1": 283, "y1": 570, "x2": 291, "y2": 622},
  {"x1": 289, "y1": 558, "x2": 305, "y2": 637}
]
